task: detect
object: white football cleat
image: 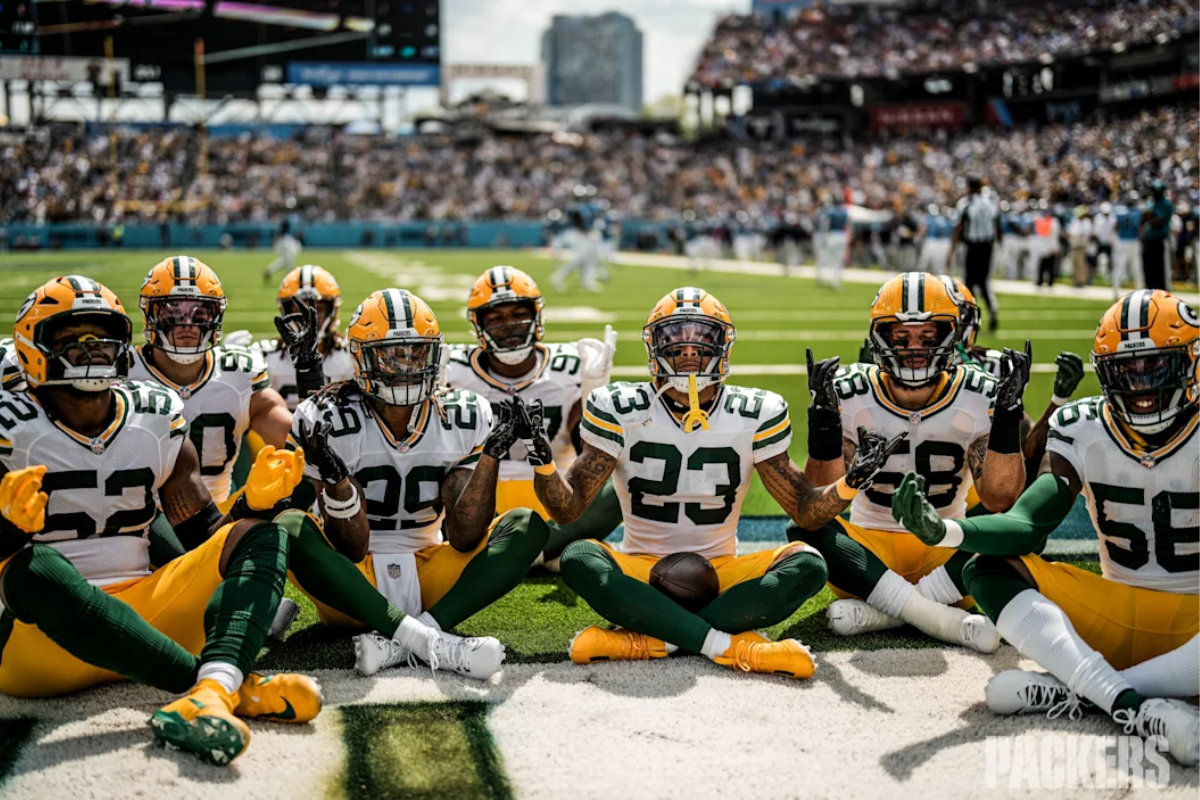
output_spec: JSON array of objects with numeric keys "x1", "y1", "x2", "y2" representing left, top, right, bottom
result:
[
  {"x1": 268, "y1": 598, "x2": 301, "y2": 640},
  {"x1": 425, "y1": 630, "x2": 506, "y2": 680},
  {"x1": 958, "y1": 614, "x2": 1002, "y2": 654},
  {"x1": 986, "y1": 670, "x2": 1085, "y2": 718},
  {"x1": 1114, "y1": 698, "x2": 1200, "y2": 766},
  {"x1": 354, "y1": 633, "x2": 409, "y2": 677},
  {"x1": 826, "y1": 599, "x2": 903, "y2": 636}
]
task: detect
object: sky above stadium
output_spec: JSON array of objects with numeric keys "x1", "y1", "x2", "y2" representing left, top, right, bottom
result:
[{"x1": 442, "y1": 0, "x2": 750, "y2": 105}]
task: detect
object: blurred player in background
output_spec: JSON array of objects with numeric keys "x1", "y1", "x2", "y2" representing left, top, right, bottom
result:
[
  {"x1": 816, "y1": 198, "x2": 849, "y2": 289},
  {"x1": 263, "y1": 219, "x2": 302, "y2": 285},
  {"x1": 551, "y1": 209, "x2": 602, "y2": 293}
]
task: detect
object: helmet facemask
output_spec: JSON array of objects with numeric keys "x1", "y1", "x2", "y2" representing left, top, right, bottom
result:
[
  {"x1": 472, "y1": 299, "x2": 543, "y2": 366},
  {"x1": 1093, "y1": 345, "x2": 1198, "y2": 434},
  {"x1": 145, "y1": 296, "x2": 226, "y2": 365},
  {"x1": 354, "y1": 335, "x2": 444, "y2": 406},
  {"x1": 645, "y1": 316, "x2": 731, "y2": 393},
  {"x1": 871, "y1": 316, "x2": 957, "y2": 388},
  {"x1": 36, "y1": 312, "x2": 133, "y2": 392}
]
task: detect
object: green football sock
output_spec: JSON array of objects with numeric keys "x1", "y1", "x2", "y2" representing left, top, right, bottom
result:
[
  {"x1": 787, "y1": 520, "x2": 887, "y2": 599},
  {"x1": 559, "y1": 540, "x2": 711, "y2": 653},
  {"x1": 429, "y1": 508, "x2": 549, "y2": 630},
  {"x1": 943, "y1": 550, "x2": 973, "y2": 597},
  {"x1": 700, "y1": 549, "x2": 827, "y2": 633},
  {"x1": 1, "y1": 544, "x2": 197, "y2": 693},
  {"x1": 280, "y1": 511, "x2": 406, "y2": 638},
  {"x1": 199, "y1": 521, "x2": 289, "y2": 676},
  {"x1": 960, "y1": 554, "x2": 1036, "y2": 622},
  {"x1": 542, "y1": 478, "x2": 623, "y2": 561}
]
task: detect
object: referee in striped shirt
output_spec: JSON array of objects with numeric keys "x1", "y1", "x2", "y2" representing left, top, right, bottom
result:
[{"x1": 948, "y1": 177, "x2": 1003, "y2": 332}]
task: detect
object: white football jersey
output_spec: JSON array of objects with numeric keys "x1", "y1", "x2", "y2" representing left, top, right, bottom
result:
[
  {"x1": 836, "y1": 362, "x2": 997, "y2": 532},
  {"x1": 128, "y1": 344, "x2": 269, "y2": 504},
  {"x1": 582, "y1": 382, "x2": 792, "y2": 560},
  {"x1": 1047, "y1": 397, "x2": 1199, "y2": 594},
  {"x1": 0, "y1": 382, "x2": 187, "y2": 586},
  {"x1": 255, "y1": 338, "x2": 356, "y2": 411},
  {"x1": 292, "y1": 389, "x2": 492, "y2": 554},
  {"x1": 445, "y1": 342, "x2": 583, "y2": 482},
  {"x1": 0, "y1": 338, "x2": 24, "y2": 391}
]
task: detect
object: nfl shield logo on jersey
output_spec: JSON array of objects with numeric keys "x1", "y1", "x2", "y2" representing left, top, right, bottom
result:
[{"x1": 387, "y1": 563, "x2": 403, "y2": 579}]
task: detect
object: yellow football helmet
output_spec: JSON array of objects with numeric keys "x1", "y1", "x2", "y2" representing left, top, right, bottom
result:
[
  {"x1": 936, "y1": 274, "x2": 980, "y2": 348},
  {"x1": 870, "y1": 272, "x2": 961, "y2": 386},
  {"x1": 347, "y1": 288, "x2": 444, "y2": 406},
  {"x1": 643, "y1": 287, "x2": 736, "y2": 392},
  {"x1": 278, "y1": 265, "x2": 341, "y2": 338},
  {"x1": 13, "y1": 275, "x2": 133, "y2": 391},
  {"x1": 139, "y1": 255, "x2": 227, "y2": 365},
  {"x1": 466, "y1": 266, "x2": 545, "y2": 365},
  {"x1": 1093, "y1": 289, "x2": 1199, "y2": 434}
]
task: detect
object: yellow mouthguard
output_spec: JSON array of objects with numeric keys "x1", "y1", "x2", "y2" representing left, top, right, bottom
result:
[{"x1": 681, "y1": 373, "x2": 710, "y2": 433}]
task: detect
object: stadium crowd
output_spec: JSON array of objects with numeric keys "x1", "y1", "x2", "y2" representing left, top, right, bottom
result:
[
  {"x1": 3, "y1": 107, "x2": 1195, "y2": 230},
  {"x1": 689, "y1": 0, "x2": 1198, "y2": 87}
]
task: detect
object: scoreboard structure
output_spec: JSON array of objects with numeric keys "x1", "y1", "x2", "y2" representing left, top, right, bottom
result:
[
  {"x1": 0, "y1": 0, "x2": 38, "y2": 54},
  {"x1": 25, "y1": 0, "x2": 439, "y2": 92}
]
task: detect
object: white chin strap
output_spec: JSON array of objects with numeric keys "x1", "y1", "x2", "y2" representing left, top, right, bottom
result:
[
  {"x1": 490, "y1": 346, "x2": 534, "y2": 366},
  {"x1": 59, "y1": 362, "x2": 122, "y2": 392},
  {"x1": 1123, "y1": 392, "x2": 1184, "y2": 435},
  {"x1": 162, "y1": 349, "x2": 207, "y2": 365}
]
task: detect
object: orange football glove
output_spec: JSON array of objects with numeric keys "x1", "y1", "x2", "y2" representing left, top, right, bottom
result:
[
  {"x1": 245, "y1": 445, "x2": 306, "y2": 511},
  {"x1": 0, "y1": 466, "x2": 49, "y2": 534}
]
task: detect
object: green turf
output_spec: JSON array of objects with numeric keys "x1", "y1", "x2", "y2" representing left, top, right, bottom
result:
[
  {"x1": 0, "y1": 248, "x2": 1114, "y2": 517},
  {"x1": 262, "y1": 560, "x2": 1105, "y2": 669},
  {"x1": 340, "y1": 702, "x2": 512, "y2": 800}
]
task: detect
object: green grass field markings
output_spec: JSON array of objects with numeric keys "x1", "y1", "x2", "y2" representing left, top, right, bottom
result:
[{"x1": 341, "y1": 702, "x2": 512, "y2": 800}]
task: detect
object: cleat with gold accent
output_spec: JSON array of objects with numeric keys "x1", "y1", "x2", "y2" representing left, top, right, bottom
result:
[
  {"x1": 149, "y1": 679, "x2": 250, "y2": 766},
  {"x1": 569, "y1": 626, "x2": 669, "y2": 664},
  {"x1": 235, "y1": 672, "x2": 323, "y2": 724},
  {"x1": 714, "y1": 633, "x2": 816, "y2": 680}
]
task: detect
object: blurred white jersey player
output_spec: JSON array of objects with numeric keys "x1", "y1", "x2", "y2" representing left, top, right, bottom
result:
[
  {"x1": 263, "y1": 220, "x2": 302, "y2": 283},
  {"x1": 816, "y1": 204, "x2": 849, "y2": 289},
  {"x1": 551, "y1": 210, "x2": 602, "y2": 293}
]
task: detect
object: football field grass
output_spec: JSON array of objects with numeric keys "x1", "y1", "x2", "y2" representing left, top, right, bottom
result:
[{"x1": 0, "y1": 249, "x2": 1191, "y2": 798}]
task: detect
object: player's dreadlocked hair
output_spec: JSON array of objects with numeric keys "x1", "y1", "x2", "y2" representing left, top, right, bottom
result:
[{"x1": 314, "y1": 379, "x2": 361, "y2": 402}]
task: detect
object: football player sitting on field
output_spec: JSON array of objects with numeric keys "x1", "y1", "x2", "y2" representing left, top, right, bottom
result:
[
  {"x1": 797, "y1": 272, "x2": 1029, "y2": 652},
  {"x1": 128, "y1": 257, "x2": 294, "y2": 513},
  {"x1": 526, "y1": 287, "x2": 901, "y2": 678},
  {"x1": 283, "y1": 289, "x2": 548, "y2": 681},
  {"x1": 446, "y1": 266, "x2": 623, "y2": 570},
  {"x1": 893, "y1": 289, "x2": 1200, "y2": 765},
  {"x1": 0, "y1": 276, "x2": 320, "y2": 766}
]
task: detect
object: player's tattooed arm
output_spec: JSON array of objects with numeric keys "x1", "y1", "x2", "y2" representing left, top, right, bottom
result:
[
  {"x1": 159, "y1": 439, "x2": 237, "y2": 545},
  {"x1": 533, "y1": 443, "x2": 616, "y2": 525},
  {"x1": 803, "y1": 436, "x2": 851, "y2": 487},
  {"x1": 970, "y1": 435, "x2": 1025, "y2": 512},
  {"x1": 248, "y1": 387, "x2": 293, "y2": 449},
  {"x1": 757, "y1": 452, "x2": 851, "y2": 530},
  {"x1": 441, "y1": 454, "x2": 500, "y2": 552}
]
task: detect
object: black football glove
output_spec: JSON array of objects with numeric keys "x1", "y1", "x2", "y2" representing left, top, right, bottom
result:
[
  {"x1": 482, "y1": 398, "x2": 521, "y2": 461},
  {"x1": 996, "y1": 340, "x2": 1033, "y2": 413},
  {"x1": 845, "y1": 426, "x2": 907, "y2": 491},
  {"x1": 806, "y1": 348, "x2": 841, "y2": 414},
  {"x1": 515, "y1": 397, "x2": 555, "y2": 468},
  {"x1": 275, "y1": 300, "x2": 325, "y2": 399},
  {"x1": 296, "y1": 415, "x2": 348, "y2": 486},
  {"x1": 1052, "y1": 351, "x2": 1085, "y2": 400}
]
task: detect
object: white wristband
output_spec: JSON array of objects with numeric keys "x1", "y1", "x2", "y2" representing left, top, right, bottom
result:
[
  {"x1": 322, "y1": 485, "x2": 361, "y2": 519},
  {"x1": 1050, "y1": 394, "x2": 1072, "y2": 407},
  {"x1": 941, "y1": 519, "x2": 965, "y2": 549}
]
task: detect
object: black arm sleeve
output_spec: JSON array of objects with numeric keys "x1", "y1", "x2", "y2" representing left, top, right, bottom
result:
[{"x1": 173, "y1": 500, "x2": 223, "y2": 551}]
